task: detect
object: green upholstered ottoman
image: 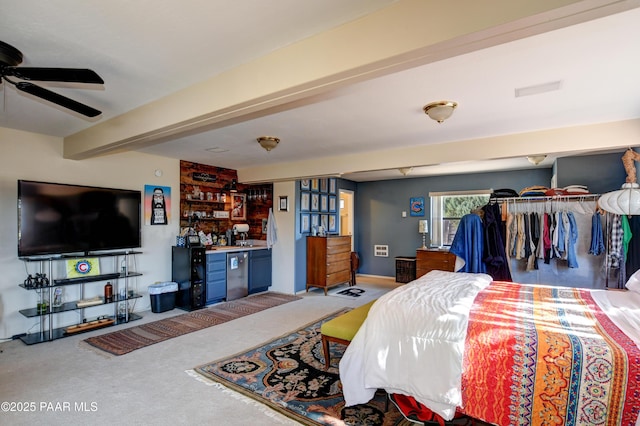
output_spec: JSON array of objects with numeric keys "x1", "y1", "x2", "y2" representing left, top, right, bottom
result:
[{"x1": 320, "y1": 299, "x2": 376, "y2": 370}]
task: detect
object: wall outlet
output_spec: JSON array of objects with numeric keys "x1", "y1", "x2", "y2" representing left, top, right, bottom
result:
[
  {"x1": 374, "y1": 245, "x2": 389, "y2": 257},
  {"x1": 402, "y1": 211, "x2": 407, "y2": 217}
]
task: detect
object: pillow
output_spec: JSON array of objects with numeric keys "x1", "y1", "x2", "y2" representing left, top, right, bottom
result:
[{"x1": 625, "y1": 269, "x2": 640, "y2": 293}]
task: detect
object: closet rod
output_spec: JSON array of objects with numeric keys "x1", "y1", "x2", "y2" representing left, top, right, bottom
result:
[{"x1": 493, "y1": 194, "x2": 600, "y2": 202}]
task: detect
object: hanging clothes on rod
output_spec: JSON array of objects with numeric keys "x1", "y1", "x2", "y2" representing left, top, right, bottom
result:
[{"x1": 503, "y1": 195, "x2": 600, "y2": 271}]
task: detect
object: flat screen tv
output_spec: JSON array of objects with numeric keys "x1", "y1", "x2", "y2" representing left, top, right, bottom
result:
[{"x1": 18, "y1": 180, "x2": 141, "y2": 257}]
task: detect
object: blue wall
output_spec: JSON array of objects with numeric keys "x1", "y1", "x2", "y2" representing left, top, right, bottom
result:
[{"x1": 555, "y1": 152, "x2": 626, "y2": 194}]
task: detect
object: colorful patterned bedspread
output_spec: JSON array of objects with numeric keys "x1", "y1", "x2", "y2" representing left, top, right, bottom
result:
[{"x1": 460, "y1": 282, "x2": 640, "y2": 425}]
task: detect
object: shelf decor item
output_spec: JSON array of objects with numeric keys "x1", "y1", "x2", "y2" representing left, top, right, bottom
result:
[{"x1": 66, "y1": 258, "x2": 100, "y2": 279}]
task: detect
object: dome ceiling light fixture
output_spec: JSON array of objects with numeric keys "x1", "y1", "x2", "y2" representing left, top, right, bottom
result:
[
  {"x1": 257, "y1": 136, "x2": 280, "y2": 152},
  {"x1": 527, "y1": 155, "x2": 547, "y2": 166},
  {"x1": 598, "y1": 148, "x2": 640, "y2": 216},
  {"x1": 423, "y1": 101, "x2": 457, "y2": 123},
  {"x1": 399, "y1": 167, "x2": 413, "y2": 176}
]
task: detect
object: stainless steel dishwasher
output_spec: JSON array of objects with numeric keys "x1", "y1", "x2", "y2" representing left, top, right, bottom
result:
[{"x1": 226, "y1": 251, "x2": 248, "y2": 300}]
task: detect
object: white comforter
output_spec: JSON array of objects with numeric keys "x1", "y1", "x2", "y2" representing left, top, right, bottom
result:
[{"x1": 339, "y1": 270, "x2": 492, "y2": 420}]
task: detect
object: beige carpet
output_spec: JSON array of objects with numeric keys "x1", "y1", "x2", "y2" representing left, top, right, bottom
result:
[{"x1": 0, "y1": 276, "x2": 399, "y2": 425}]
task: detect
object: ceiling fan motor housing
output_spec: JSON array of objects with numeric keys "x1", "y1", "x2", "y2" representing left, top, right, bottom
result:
[{"x1": 0, "y1": 41, "x2": 24, "y2": 67}]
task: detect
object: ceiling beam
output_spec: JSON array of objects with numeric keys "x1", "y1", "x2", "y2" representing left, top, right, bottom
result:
[
  {"x1": 62, "y1": 0, "x2": 632, "y2": 160},
  {"x1": 237, "y1": 119, "x2": 640, "y2": 183}
]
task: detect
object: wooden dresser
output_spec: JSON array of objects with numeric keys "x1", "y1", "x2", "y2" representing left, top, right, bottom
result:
[
  {"x1": 306, "y1": 235, "x2": 352, "y2": 295},
  {"x1": 416, "y1": 249, "x2": 456, "y2": 278}
]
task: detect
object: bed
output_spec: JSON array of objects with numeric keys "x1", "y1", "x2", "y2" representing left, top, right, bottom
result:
[{"x1": 339, "y1": 270, "x2": 640, "y2": 425}]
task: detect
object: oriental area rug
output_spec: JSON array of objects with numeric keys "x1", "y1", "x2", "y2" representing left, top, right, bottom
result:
[
  {"x1": 194, "y1": 310, "x2": 413, "y2": 426},
  {"x1": 84, "y1": 292, "x2": 301, "y2": 356}
]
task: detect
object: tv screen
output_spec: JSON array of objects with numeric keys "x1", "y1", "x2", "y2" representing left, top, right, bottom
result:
[{"x1": 18, "y1": 180, "x2": 141, "y2": 257}]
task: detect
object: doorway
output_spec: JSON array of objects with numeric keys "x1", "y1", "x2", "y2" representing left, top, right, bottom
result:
[{"x1": 339, "y1": 189, "x2": 354, "y2": 250}]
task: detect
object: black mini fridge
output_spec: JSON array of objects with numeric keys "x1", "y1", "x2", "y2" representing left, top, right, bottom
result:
[{"x1": 172, "y1": 246, "x2": 206, "y2": 311}]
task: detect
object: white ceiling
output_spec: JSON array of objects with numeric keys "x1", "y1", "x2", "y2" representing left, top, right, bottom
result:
[{"x1": 2, "y1": 1, "x2": 640, "y2": 182}]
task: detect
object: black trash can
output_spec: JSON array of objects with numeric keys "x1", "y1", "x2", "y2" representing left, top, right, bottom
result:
[{"x1": 148, "y1": 282, "x2": 178, "y2": 313}]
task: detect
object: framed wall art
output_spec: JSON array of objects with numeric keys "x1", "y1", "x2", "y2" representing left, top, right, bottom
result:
[
  {"x1": 145, "y1": 184, "x2": 171, "y2": 225},
  {"x1": 410, "y1": 196, "x2": 425, "y2": 217},
  {"x1": 320, "y1": 194, "x2": 328, "y2": 212},
  {"x1": 320, "y1": 214, "x2": 328, "y2": 231},
  {"x1": 320, "y1": 178, "x2": 328, "y2": 192},
  {"x1": 301, "y1": 213, "x2": 310, "y2": 233},
  {"x1": 279, "y1": 196, "x2": 289, "y2": 212},
  {"x1": 328, "y1": 215, "x2": 337, "y2": 232},
  {"x1": 329, "y1": 178, "x2": 337, "y2": 194},
  {"x1": 311, "y1": 193, "x2": 320, "y2": 212},
  {"x1": 300, "y1": 192, "x2": 310, "y2": 211},
  {"x1": 231, "y1": 193, "x2": 247, "y2": 220},
  {"x1": 329, "y1": 195, "x2": 337, "y2": 212}
]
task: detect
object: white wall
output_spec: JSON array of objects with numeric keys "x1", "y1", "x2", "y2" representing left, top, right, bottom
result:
[
  {"x1": 0, "y1": 127, "x2": 180, "y2": 340},
  {"x1": 269, "y1": 181, "x2": 296, "y2": 294}
]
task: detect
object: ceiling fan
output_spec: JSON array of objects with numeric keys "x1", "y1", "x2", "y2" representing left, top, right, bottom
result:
[{"x1": 0, "y1": 40, "x2": 104, "y2": 117}]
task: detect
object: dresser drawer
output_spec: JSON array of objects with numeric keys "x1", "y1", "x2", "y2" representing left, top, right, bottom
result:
[
  {"x1": 326, "y1": 269, "x2": 351, "y2": 285},
  {"x1": 326, "y1": 260, "x2": 350, "y2": 274},
  {"x1": 327, "y1": 251, "x2": 350, "y2": 264},
  {"x1": 326, "y1": 237, "x2": 350, "y2": 248},
  {"x1": 326, "y1": 244, "x2": 350, "y2": 256},
  {"x1": 416, "y1": 250, "x2": 455, "y2": 277}
]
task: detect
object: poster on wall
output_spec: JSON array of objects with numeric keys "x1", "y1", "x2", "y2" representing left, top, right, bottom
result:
[
  {"x1": 231, "y1": 193, "x2": 247, "y2": 220},
  {"x1": 410, "y1": 197, "x2": 425, "y2": 217},
  {"x1": 145, "y1": 185, "x2": 171, "y2": 225}
]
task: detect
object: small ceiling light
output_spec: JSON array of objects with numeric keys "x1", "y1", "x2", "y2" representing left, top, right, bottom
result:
[
  {"x1": 527, "y1": 155, "x2": 547, "y2": 166},
  {"x1": 423, "y1": 101, "x2": 457, "y2": 123},
  {"x1": 399, "y1": 167, "x2": 413, "y2": 176},
  {"x1": 257, "y1": 136, "x2": 280, "y2": 152}
]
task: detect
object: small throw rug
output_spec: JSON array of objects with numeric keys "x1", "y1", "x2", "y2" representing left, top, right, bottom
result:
[
  {"x1": 327, "y1": 285, "x2": 382, "y2": 302},
  {"x1": 84, "y1": 292, "x2": 301, "y2": 356},
  {"x1": 194, "y1": 310, "x2": 409, "y2": 426}
]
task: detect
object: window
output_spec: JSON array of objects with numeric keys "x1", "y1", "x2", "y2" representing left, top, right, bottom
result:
[{"x1": 430, "y1": 190, "x2": 491, "y2": 247}]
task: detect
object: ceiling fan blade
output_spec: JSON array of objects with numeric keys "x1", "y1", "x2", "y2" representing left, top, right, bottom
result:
[
  {"x1": 16, "y1": 82, "x2": 102, "y2": 117},
  {"x1": 7, "y1": 67, "x2": 104, "y2": 84}
]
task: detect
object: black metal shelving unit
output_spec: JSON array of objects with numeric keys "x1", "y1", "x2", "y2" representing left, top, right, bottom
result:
[{"x1": 18, "y1": 251, "x2": 143, "y2": 345}]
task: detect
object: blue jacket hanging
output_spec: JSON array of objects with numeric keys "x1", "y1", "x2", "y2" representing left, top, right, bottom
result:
[
  {"x1": 450, "y1": 213, "x2": 486, "y2": 274},
  {"x1": 589, "y1": 212, "x2": 605, "y2": 256}
]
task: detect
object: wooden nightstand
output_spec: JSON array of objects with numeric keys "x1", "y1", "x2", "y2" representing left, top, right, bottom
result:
[{"x1": 416, "y1": 249, "x2": 455, "y2": 278}]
